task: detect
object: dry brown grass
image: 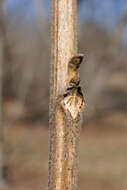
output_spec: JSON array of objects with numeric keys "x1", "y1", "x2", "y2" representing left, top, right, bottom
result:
[{"x1": 2, "y1": 112, "x2": 127, "y2": 190}]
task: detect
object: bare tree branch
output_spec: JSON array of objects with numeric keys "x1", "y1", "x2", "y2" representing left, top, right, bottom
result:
[{"x1": 48, "y1": 0, "x2": 85, "y2": 189}]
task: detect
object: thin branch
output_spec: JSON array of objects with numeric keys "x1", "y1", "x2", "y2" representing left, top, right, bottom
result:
[{"x1": 48, "y1": 0, "x2": 85, "y2": 189}]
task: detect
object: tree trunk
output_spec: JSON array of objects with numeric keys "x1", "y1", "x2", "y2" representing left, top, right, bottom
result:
[
  {"x1": 48, "y1": 0, "x2": 85, "y2": 189},
  {"x1": 0, "y1": 3, "x2": 5, "y2": 187}
]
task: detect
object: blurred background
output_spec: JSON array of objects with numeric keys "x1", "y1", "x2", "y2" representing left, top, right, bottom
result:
[{"x1": 0, "y1": 0, "x2": 127, "y2": 189}]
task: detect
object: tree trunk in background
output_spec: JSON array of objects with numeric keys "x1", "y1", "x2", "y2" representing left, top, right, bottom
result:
[
  {"x1": 0, "y1": 1, "x2": 5, "y2": 187},
  {"x1": 0, "y1": 33, "x2": 5, "y2": 188},
  {"x1": 48, "y1": 0, "x2": 85, "y2": 189}
]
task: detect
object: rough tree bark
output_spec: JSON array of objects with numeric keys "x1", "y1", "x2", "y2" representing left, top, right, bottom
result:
[{"x1": 48, "y1": 0, "x2": 85, "y2": 190}]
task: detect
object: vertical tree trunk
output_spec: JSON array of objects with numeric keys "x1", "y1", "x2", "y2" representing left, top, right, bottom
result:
[{"x1": 48, "y1": 0, "x2": 85, "y2": 190}]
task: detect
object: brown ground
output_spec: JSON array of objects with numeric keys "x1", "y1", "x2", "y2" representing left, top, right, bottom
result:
[{"x1": 2, "y1": 112, "x2": 127, "y2": 190}]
